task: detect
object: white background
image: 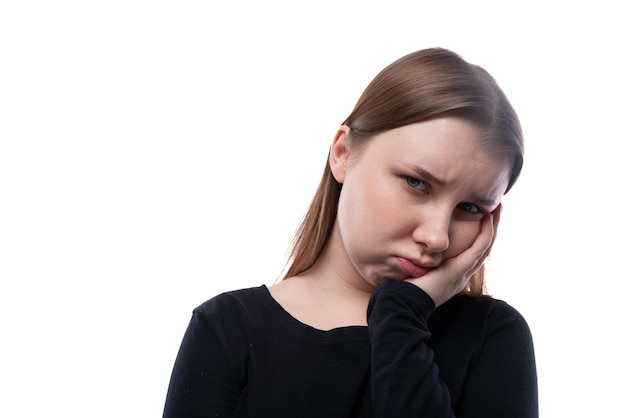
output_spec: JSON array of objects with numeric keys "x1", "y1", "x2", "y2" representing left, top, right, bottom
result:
[{"x1": 1, "y1": 1, "x2": 624, "y2": 417}]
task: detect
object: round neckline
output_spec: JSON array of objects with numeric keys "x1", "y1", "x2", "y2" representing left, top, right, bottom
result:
[{"x1": 259, "y1": 285, "x2": 369, "y2": 340}]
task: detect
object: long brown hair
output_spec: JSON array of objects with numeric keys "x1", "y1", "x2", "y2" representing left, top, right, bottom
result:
[{"x1": 281, "y1": 48, "x2": 523, "y2": 297}]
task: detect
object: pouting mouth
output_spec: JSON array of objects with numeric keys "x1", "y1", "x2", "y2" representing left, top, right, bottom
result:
[{"x1": 396, "y1": 257, "x2": 433, "y2": 278}]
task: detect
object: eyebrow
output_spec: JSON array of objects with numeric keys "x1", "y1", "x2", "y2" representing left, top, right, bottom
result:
[
  {"x1": 471, "y1": 195, "x2": 498, "y2": 207},
  {"x1": 409, "y1": 165, "x2": 444, "y2": 186},
  {"x1": 408, "y1": 164, "x2": 499, "y2": 207}
]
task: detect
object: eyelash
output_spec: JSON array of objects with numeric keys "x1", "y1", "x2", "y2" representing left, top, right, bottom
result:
[
  {"x1": 404, "y1": 176, "x2": 485, "y2": 215},
  {"x1": 457, "y1": 202, "x2": 485, "y2": 214}
]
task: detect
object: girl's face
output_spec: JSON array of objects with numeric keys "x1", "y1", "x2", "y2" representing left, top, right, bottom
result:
[{"x1": 328, "y1": 116, "x2": 512, "y2": 288}]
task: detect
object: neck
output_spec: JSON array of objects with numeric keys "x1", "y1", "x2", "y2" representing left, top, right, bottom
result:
[
  {"x1": 269, "y1": 227, "x2": 374, "y2": 330},
  {"x1": 294, "y1": 225, "x2": 375, "y2": 301}
]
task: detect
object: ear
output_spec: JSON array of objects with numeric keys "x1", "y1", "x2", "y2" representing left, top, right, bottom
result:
[{"x1": 328, "y1": 125, "x2": 351, "y2": 184}]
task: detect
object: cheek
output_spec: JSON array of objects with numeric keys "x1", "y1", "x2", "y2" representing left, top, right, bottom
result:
[
  {"x1": 339, "y1": 172, "x2": 393, "y2": 230},
  {"x1": 446, "y1": 221, "x2": 482, "y2": 258},
  {"x1": 338, "y1": 188, "x2": 389, "y2": 244}
]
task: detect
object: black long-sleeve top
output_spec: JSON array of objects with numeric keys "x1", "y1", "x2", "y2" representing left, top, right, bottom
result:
[{"x1": 163, "y1": 280, "x2": 538, "y2": 417}]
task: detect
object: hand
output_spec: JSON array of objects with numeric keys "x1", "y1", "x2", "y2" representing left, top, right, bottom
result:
[{"x1": 405, "y1": 205, "x2": 502, "y2": 307}]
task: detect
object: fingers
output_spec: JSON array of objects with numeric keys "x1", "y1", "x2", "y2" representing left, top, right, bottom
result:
[
  {"x1": 456, "y1": 204, "x2": 502, "y2": 284},
  {"x1": 488, "y1": 204, "x2": 502, "y2": 256},
  {"x1": 405, "y1": 207, "x2": 500, "y2": 307},
  {"x1": 465, "y1": 208, "x2": 498, "y2": 269},
  {"x1": 475, "y1": 203, "x2": 502, "y2": 266}
]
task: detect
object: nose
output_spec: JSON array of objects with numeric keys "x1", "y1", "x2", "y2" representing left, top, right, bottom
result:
[{"x1": 411, "y1": 208, "x2": 450, "y2": 253}]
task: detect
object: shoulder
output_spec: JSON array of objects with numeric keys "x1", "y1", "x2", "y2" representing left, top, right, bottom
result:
[
  {"x1": 428, "y1": 295, "x2": 536, "y2": 384},
  {"x1": 430, "y1": 296, "x2": 538, "y2": 416},
  {"x1": 179, "y1": 286, "x2": 272, "y2": 352},
  {"x1": 192, "y1": 285, "x2": 270, "y2": 326},
  {"x1": 435, "y1": 294, "x2": 528, "y2": 324},
  {"x1": 194, "y1": 285, "x2": 269, "y2": 312},
  {"x1": 429, "y1": 294, "x2": 533, "y2": 347}
]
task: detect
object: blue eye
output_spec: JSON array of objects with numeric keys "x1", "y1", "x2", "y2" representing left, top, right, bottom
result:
[
  {"x1": 405, "y1": 176, "x2": 427, "y2": 191},
  {"x1": 457, "y1": 202, "x2": 484, "y2": 214}
]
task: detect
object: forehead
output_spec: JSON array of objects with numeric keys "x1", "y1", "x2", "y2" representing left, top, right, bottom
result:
[
  {"x1": 357, "y1": 117, "x2": 512, "y2": 198},
  {"x1": 359, "y1": 118, "x2": 482, "y2": 158}
]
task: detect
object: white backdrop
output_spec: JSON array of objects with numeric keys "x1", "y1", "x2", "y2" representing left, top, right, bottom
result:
[{"x1": 1, "y1": 1, "x2": 624, "y2": 416}]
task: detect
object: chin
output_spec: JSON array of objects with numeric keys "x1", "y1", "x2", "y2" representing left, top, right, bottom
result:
[{"x1": 369, "y1": 275, "x2": 404, "y2": 287}]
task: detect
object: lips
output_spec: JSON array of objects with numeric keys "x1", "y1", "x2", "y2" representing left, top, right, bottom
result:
[{"x1": 396, "y1": 257, "x2": 431, "y2": 278}]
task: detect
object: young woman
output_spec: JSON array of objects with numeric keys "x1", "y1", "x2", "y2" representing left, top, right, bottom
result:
[{"x1": 163, "y1": 48, "x2": 538, "y2": 417}]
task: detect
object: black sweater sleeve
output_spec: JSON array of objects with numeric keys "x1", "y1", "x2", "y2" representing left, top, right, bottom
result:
[
  {"x1": 367, "y1": 280, "x2": 453, "y2": 417},
  {"x1": 163, "y1": 295, "x2": 248, "y2": 418},
  {"x1": 367, "y1": 279, "x2": 538, "y2": 418}
]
